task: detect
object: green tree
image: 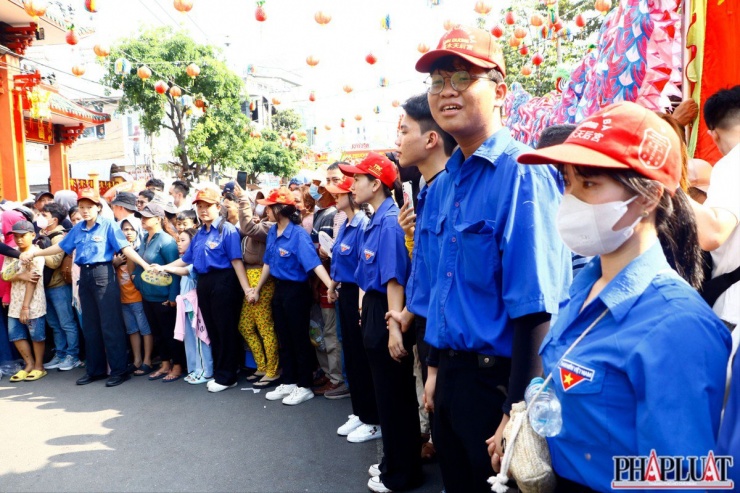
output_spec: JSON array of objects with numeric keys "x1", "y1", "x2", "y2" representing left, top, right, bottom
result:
[
  {"x1": 271, "y1": 108, "x2": 303, "y2": 135},
  {"x1": 101, "y1": 27, "x2": 248, "y2": 183}
]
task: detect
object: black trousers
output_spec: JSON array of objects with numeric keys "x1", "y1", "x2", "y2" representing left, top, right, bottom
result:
[
  {"x1": 197, "y1": 268, "x2": 242, "y2": 386},
  {"x1": 415, "y1": 316, "x2": 430, "y2": 384},
  {"x1": 272, "y1": 279, "x2": 313, "y2": 388},
  {"x1": 363, "y1": 291, "x2": 422, "y2": 491},
  {"x1": 78, "y1": 262, "x2": 127, "y2": 377},
  {"x1": 337, "y1": 282, "x2": 379, "y2": 425},
  {"x1": 434, "y1": 349, "x2": 511, "y2": 493},
  {"x1": 142, "y1": 300, "x2": 184, "y2": 366}
]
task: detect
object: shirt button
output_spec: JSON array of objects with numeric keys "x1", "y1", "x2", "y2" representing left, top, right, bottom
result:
[
  {"x1": 446, "y1": 272, "x2": 452, "y2": 277},
  {"x1": 584, "y1": 453, "x2": 592, "y2": 461},
  {"x1": 454, "y1": 202, "x2": 460, "y2": 207},
  {"x1": 451, "y1": 237, "x2": 456, "y2": 243}
]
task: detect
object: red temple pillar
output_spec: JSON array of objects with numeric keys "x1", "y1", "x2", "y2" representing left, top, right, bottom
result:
[
  {"x1": 0, "y1": 54, "x2": 27, "y2": 201},
  {"x1": 48, "y1": 142, "x2": 69, "y2": 192}
]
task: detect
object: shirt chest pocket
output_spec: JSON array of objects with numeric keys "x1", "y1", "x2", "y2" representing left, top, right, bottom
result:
[
  {"x1": 338, "y1": 243, "x2": 353, "y2": 256},
  {"x1": 453, "y1": 220, "x2": 500, "y2": 287},
  {"x1": 555, "y1": 357, "x2": 605, "y2": 395}
]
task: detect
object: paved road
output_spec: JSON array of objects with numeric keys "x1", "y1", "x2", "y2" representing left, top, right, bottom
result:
[{"x1": 0, "y1": 368, "x2": 444, "y2": 492}]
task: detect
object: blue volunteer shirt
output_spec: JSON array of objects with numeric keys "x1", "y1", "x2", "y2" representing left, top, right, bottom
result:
[
  {"x1": 424, "y1": 129, "x2": 571, "y2": 356},
  {"x1": 717, "y1": 333, "x2": 740, "y2": 486},
  {"x1": 263, "y1": 220, "x2": 321, "y2": 282},
  {"x1": 541, "y1": 242, "x2": 730, "y2": 491},
  {"x1": 355, "y1": 197, "x2": 410, "y2": 294},
  {"x1": 405, "y1": 180, "x2": 438, "y2": 319},
  {"x1": 59, "y1": 215, "x2": 129, "y2": 264},
  {"x1": 331, "y1": 212, "x2": 369, "y2": 284},
  {"x1": 182, "y1": 216, "x2": 242, "y2": 275}
]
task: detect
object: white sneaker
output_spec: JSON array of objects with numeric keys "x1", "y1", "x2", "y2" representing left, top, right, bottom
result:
[
  {"x1": 58, "y1": 355, "x2": 82, "y2": 371},
  {"x1": 368, "y1": 463, "x2": 381, "y2": 477},
  {"x1": 337, "y1": 414, "x2": 363, "y2": 436},
  {"x1": 347, "y1": 424, "x2": 382, "y2": 443},
  {"x1": 265, "y1": 383, "x2": 296, "y2": 401},
  {"x1": 206, "y1": 381, "x2": 236, "y2": 393},
  {"x1": 282, "y1": 386, "x2": 314, "y2": 406},
  {"x1": 44, "y1": 355, "x2": 64, "y2": 370},
  {"x1": 368, "y1": 476, "x2": 392, "y2": 492}
]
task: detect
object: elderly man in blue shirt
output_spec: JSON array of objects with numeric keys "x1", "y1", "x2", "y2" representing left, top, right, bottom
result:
[{"x1": 414, "y1": 26, "x2": 572, "y2": 493}]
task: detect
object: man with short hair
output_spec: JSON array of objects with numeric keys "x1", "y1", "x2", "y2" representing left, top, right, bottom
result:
[
  {"x1": 414, "y1": 26, "x2": 571, "y2": 492},
  {"x1": 169, "y1": 180, "x2": 191, "y2": 212},
  {"x1": 137, "y1": 190, "x2": 154, "y2": 211},
  {"x1": 145, "y1": 178, "x2": 164, "y2": 192}
]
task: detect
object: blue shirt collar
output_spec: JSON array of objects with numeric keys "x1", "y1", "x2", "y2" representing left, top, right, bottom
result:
[
  {"x1": 348, "y1": 211, "x2": 366, "y2": 228},
  {"x1": 204, "y1": 215, "x2": 223, "y2": 233},
  {"x1": 367, "y1": 197, "x2": 395, "y2": 230},
  {"x1": 81, "y1": 215, "x2": 104, "y2": 232},
  {"x1": 574, "y1": 241, "x2": 671, "y2": 322},
  {"x1": 446, "y1": 128, "x2": 514, "y2": 185},
  {"x1": 277, "y1": 220, "x2": 296, "y2": 239}
]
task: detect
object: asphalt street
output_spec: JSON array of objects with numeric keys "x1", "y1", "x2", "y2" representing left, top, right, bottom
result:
[{"x1": 0, "y1": 368, "x2": 444, "y2": 493}]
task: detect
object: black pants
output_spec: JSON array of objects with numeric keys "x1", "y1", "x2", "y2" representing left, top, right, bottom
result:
[
  {"x1": 142, "y1": 300, "x2": 184, "y2": 366},
  {"x1": 434, "y1": 349, "x2": 511, "y2": 493},
  {"x1": 337, "y1": 282, "x2": 379, "y2": 425},
  {"x1": 272, "y1": 279, "x2": 313, "y2": 388},
  {"x1": 415, "y1": 316, "x2": 430, "y2": 384},
  {"x1": 363, "y1": 291, "x2": 422, "y2": 491},
  {"x1": 197, "y1": 268, "x2": 242, "y2": 386},
  {"x1": 78, "y1": 262, "x2": 127, "y2": 377}
]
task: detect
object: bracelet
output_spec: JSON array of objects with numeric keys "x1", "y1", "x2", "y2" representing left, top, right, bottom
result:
[{"x1": 22, "y1": 307, "x2": 29, "y2": 310}]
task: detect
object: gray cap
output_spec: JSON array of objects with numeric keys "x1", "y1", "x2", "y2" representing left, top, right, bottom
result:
[
  {"x1": 111, "y1": 191, "x2": 138, "y2": 211},
  {"x1": 11, "y1": 220, "x2": 35, "y2": 234},
  {"x1": 135, "y1": 202, "x2": 165, "y2": 219}
]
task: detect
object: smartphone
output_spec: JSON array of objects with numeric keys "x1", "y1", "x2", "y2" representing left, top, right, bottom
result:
[{"x1": 402, "y1": 181, "x2": 413, "y2": 207}]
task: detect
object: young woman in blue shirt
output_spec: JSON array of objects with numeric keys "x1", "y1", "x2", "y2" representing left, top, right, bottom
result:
[
  {"x1": 324, "y1": 177, "x2": 380, "y2": 441},
  {"x1": 515, "y1": 102, "x2": 731, "y2": 492},
  {"x1": 339, "y1": 153, "x2": 421, "y2": 493},
  {"x1": 249, "y1": 187, "x2": 333, "y2": 406}
]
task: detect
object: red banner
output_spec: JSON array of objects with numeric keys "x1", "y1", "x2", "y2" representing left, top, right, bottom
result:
[{"x1": 24, "y1": 118, "x2": 54, "y2": 144}]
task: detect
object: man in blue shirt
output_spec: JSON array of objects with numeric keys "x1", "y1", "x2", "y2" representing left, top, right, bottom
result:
[{"x1": 414, "y1": 26, "x2": 572, "y2": 492}]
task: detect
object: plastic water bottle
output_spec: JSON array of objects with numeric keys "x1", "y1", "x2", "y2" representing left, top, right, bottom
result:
[{"x1": 524, "y1": 377, "x2": 562, "y2": 437}]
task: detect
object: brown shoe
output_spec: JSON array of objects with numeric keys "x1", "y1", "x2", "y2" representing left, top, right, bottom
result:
[
  {"x1": 421, "y1": 441, "x2": 436, "y2": 462},
  {"x1": 312, "y1": 375, "x2": 329, "y2": 388},
  {"x1": 324, "y1": 382, "x2": 351, "y2": 400},
  {"x1": 312, "y1": 380, "x2": 337, "y2": 396}
]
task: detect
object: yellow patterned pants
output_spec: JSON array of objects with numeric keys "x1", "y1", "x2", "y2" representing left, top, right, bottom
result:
[{"x1": 238, "y1": 268, "x2": 279, "y2": 377}]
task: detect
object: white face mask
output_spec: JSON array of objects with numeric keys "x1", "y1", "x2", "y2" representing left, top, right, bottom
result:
[
  {"x1": 254, "y1": 204, "x2": 265, "y2": 217},
  {"x1": 557, "y1": 194, "x2": 642, "y2": 257},
  {"x1": 35, "y1": 215, "x2": 48, "y2": 230}
]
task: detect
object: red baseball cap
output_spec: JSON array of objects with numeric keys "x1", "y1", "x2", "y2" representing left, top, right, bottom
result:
[
  {"x1": 77, "y1": 188, "x2": 101, "y2": 205},
  {"x1": 324, "y1": 176, "x2": 354, "y2": 195},
  {"x1": 517, "y1": 102, "x2": 681, "y2": 195},
  {"x1": 339, "y1": 152, "x2": 398, "y2": 189},
  {"x1": 415, "y1": 25, "x2": 506, "y2": 77},
  {"x1": 257, "y1": 186, "x2": 296, "y2": 206}
]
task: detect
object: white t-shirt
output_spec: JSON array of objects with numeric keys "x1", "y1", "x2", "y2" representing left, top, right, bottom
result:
[{"x1": 704, "y1": 143, "x2": 740, "y2": 325}]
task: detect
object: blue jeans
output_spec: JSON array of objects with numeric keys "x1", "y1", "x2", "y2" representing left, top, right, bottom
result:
[
  {"x1": 122, "y1": 302, "x2": 151, "y2": 336},
  {"x1": 183, "y1": 314, "x2": 213, "y2": 377},
  {"x1": 45, "y1": 284, "x2": 79, "y2": 358},
  {"x1": 8, "y1": 316, "x2": 47, "y2": 342}
]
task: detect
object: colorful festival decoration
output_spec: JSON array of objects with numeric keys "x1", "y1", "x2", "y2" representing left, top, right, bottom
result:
[
  {"x1": 71, "y1": 64, "x2": 85, "y2": 77},
  {"x1": 342, "y1": 85, "x2": 353, "y2": 94},
  {"x1": 504, "y1": 10, "x2": 517, "y2": 25},
  {"x1": 93, "y1": 44, "x2": 110, "y2": 58},
  {"x1": 314, "y1": 11, "x2": 331, "y2": 25},
  {"x1": 84, "y1": 0, "x2": 98, "y2": 13},
  {"x1": 186, "y1": 63, "x2": 200, "y2": 78},
  {"x1": 474, "y1": 1, "x2": 493, "y2": 15},
  {"x1": 491, "y1": 24, "x2": 504, "y2": 38},
  {"x1": 114, "y1": 58, "x2": 130, "y2": 76},
  {"x1": 65, "y1": 27, "x2": 79, "y2": 45},
  {"x1": 306, "y1": 55, "x2": 319, "y2": 67},
  {"x1": 381, "y1": 14, "x2": 391, "y2": 30},
  {"x1": 137, "y1": 65, "x2": 152, "y2": 80},
  {"x1": 365, "y1": 53, "x2": 378, "y2": 65},
  {"x1": 309, "y1": 91, "x2": 316, "y2": 102},
  {"x1": 173, "y1": 0, "x2": 193, "y2": 13},
  {"x1": 23, "y1": 0, "x2": 47, "y2": 19},
  {"x1": 169, "y1": 86, "x2": 182, "y2": 98},
  {"x1": 255, "y1": 1, "x2": 267, "y2": 22},
  {"x1": 154, "y1": 80, "x2": 168, "y2": 94}
]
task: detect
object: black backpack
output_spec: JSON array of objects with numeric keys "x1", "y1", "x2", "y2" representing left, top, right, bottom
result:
[{"x1": 33, "y1": 231, "x2": 64, "y2": 287}]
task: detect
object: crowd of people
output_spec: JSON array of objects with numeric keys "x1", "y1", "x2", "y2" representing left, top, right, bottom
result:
[{"x1": 1, "y1": 26, "x2": 738, "y2": 493}]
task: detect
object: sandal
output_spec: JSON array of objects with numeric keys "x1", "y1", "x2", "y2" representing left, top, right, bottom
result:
[
  {"x1": 25, "y1": 369, "x2": 47, "y2": 381},
  {"x1": 188, "y1": 373, "x2": 211, "y2": 385},
  {"x1": 246, "y1": 371, "x2": 266, "y2": 382},
  {"x1": 184, "y1": 371, "x2": 197, "y2": 383},
  {"x1": 253, "y1": 375, "x2": 281, "y2": 388},
  {"x1": 162, "y1": 373, "x2": 183, "y2": 383},
  {"x1": 10, "y1": 370, "x2": 29, "y2": 382},
  {"x1": 148, "y1": 369, "x2": 169, "y2": 381},
  {"x1": 133, "y1": 364, "x2": 154, "y2": 377}
]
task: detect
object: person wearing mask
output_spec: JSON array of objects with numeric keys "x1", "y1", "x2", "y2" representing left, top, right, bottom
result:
[
  {"x1": 339, "y1": 153, "x2": 420, "y2": 493},
  {"x1": 152, "y1": 187, "x2": 251, "y2": 393},
  {"x1": 21, "y1": 188, "x2": 151, "y2": 387},
  {"x1": 515, "y1": 101, "x2": 730, "y2": 492},
  {"x1": 414, "y1": 26, "x2": 572, "y2": 493},
  {"x1": 248, "y1": 187, "x2": 333, "y2": 406}
]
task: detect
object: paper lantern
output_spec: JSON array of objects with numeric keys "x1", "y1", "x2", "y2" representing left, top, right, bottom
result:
[
  {"x1": 514, "y1": 26, "x2": 528, "y2": 39},
  {"x1": 343, "y1": 85, "x2": 353, "y2": 94},
  {"x1": 84, "y1": 0, "x2": 98, "y2": 13},
  {"x1": 23, "y1": 0, "x2": 48, "y2": 18},
  {"x1": 324, "y1": 125, "x2": 331, "y2": 131},
  {"x1": 474, "y1": 1, "x2": 492, "y2": 15},
  {"x1": 137, "y1": 65, "x2": 152, "y2": 80},
  {"x1": 521, "y1": 65, "x2": 532, "y2": 76},
  {"x1": 309, "y1": 91, "x2": 316, "y2": 102},
  {"x1": 114, "y1": 58, "x2": 130, "y2": 76},
  {"x1": 417, "y1": 42, "x2": 430, "y2": 53},
  {"x1": 373, "y1": 106, "x2": 381, "y2": 115},
  {"x1": 594, "y1": 0, "x2": 611, "y2": 13},
  {"x1": 391, "y1": 100, "x2": 400, "y2": 108},
  {"x1": 71, "y1": 64, "x2": 85, "y2": 77},
  {"x1": 530, "y1": 13, "x2": 545, "y2": 27},
  {"x1": 180, "y1": 95, "x2": 193, "y2": 107},
  {"x1": 186, "y1": 63, "x2": 200, "y2": 78},
  {"x1": 314, "y1": 11, "x2": 331, "y2": 25},
  {"x1": 575, "y1": 14, "x2": 586, "y2": 27},
  {"x1": 508, "y1": 36, "x2": 522, "y2": 48},
  {"x1": 365, "y1": 53, "x2": 378, "y2": 65},
  {"x1": 249, "y1": 100, "x2": 256, "y2": 111},
  {"x1": 194, "y1": 97, "x2": 206, "y2": 109},
  {"x1": 169, "y1": 86, "x2": 182, "y2": 98},
  {"x1": 379, "y1": 77, "x2": 389, "y2": 87},
  {"x1": 443, "y1": 19, "x2": 456, "y2": 31},
  {"x1": 174, "y1": 0, "x2": 193, "y2": 13},
  {"x1": 271, "y1": 97, "x2": 281, "y2": 106},
  {"x1": 255, "y1": 3, "x2": 267, "y2": 22},
  {"x1": 505, "y1": 11, "x2": 517, "y2": 25},
  {"x1": 519, "y1": 45, "x2": 529, "y2": 56},
  {"x1": 552, "y1": 20, "x2": 564, "y2": 31},
  {"x1": 250, "y1": 130, "x2": 261, "y2": 138},
  {"x1": 490, "y1": 24, "x2": 504, "y2": 38},
  {"x1": 93, "y1": 44, "x2": 110, "y2": 58},
  {"x1": 381, "y1": 14, "x2": 391, "y2": 30},
  {"x1": 306, "y1": 55, "x2": 319, "y2": 67},
  {"x1": 66, "y1": 28, "x2": 78, "y2": 46},
  {"x1": 154, "y1": 80, "x2": 168, "y2": 94},
  {"x1": 354, "y1": 114, "x2": 362, "y2": 121},
  {"x1": 340, "y1": 119, "x2": 346, "y2": 128},
  {"x1": 532, "y1": 52, "x2": 544, "y2": 66}
]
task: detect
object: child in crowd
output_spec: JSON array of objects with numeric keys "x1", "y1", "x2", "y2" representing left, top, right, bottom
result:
[
  {"x1": 176, "y1": 209, "x2": 197, "y2": 233},
  {"x1": 116, "y1": 219, "x2": 154, "y2": 377},
  {"x1": 3, "y1": 221, "x2": 47, "y2": 382}
]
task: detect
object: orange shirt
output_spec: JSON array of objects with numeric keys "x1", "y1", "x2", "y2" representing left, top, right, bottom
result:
[{"x1": 118, "y1": 264, "x2": 142, "y2": 304}]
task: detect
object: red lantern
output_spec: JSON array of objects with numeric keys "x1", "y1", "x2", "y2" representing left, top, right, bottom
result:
[
  {"x1": 290, "y1": 133, "x2": 297, "y2": 141},
  {"x1": 343, "y1": 85, "x2": 353, "y2": 94},
  {"x1": 137, "y1": 65, "x2": 152, "y2": 80},
  {"x1": 65, "y1": 28, "x2": 79, "y2": 46},
  {"x1": 250, "y1": 130, "x2": 261, "y2": 138},
  {"x1": 508, "y1": 36, "x2": 521, "y2": 48},
  {"x1": 365, "y1": 53, "x2": 378, "y2": 65},
  {"x1": 514, "y1": 26, "x2": 528, "y2": 39},
  {"x1": 194, "y1": 97, "x2": 206, "y2": 109},
  {"x1": 154, "y1": 80, "x2": 168, "y2": 94},
  {"x1": 443, "y1": 19, "x2": 456, "y2": 31},
  {"x1": 309, "y1": 91, "x2": 316, "y2": 102},
  {"x1": 474, "y1": 1, "x2": 492, "y2": 15},
  {"x1": 391, "y1": 100, "x2": 400, "y2": 108},
  {"x1": 521, "y1": 66, "x2": 532, "y2": 76},
  {"x1": 553, "y1": 20, "x2": 564, "y2": 31},
  {"x1": 84, "y1": 0, "x2": 97, "y2": 13},
  {"x1": 271, "y1": 97, "x2": 281, "y2": 106},
  {"x1": 249, "y1": 100, "x2": 256, "y2": 111},
  {"x1": 306, "y1": 55, "x2": 319, "y2": 67},
  {"x1": 530, "y1": 13, "x2": 545, "y2": 27},
  {"x1": 504, "y1": 10, "x2": 517, "y2": 25},
  {"x1": 314, "y1": 11, "x2": 331, "y2": 25},
  {"x1": 173, "y1": 0, "x2": 193, "y2": 13},
  {"x1": 519, "y1": 45, "x2": 529, "y2": 56},
  {"x1": 575, "y1": 14, "x2": 586, "y2": 27},
  {"x1": 532, "y1": 53, "x2": 544, "y2": 66},
  {"x1": 595, "y1": 0, "x2": 611, "y2": 13},
  {"x1": 186, "y1": 63, "x2": 200, "y2": 78},
  {"x1": 169, "y1": 86, "x2": 182, "y2": 97},
  {"x1": 490, "y1": 24, "x2": 504, "y2": 38},
  {"x1": 71, "y1": 64, "x2": 85, "y2": 77},
  {"x1": 340, "y1": 119, "x2": 346, "y2": 128},
  {"x1": 255, "y1": 4, "x2": 267, "y2": 22},
  {"x1": 23, "y1": 0, "x2": 48, "y2": 18},
  {"x1": 417, "y1": 42, "x2": 430, "y2": 53},
  {"x1": 93, "y1": 44, "x2": 110, "y2": 58}
]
